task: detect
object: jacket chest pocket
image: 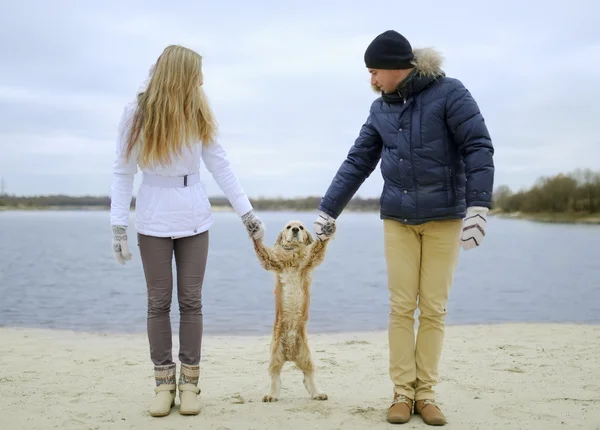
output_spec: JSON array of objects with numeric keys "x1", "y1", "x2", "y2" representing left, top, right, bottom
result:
[
  {"x1": 410, "y1": 107, "x2": 422, "y2": 149},
  {"x1": 395, "y1": 99, "x2": 421, "y2": 149}
]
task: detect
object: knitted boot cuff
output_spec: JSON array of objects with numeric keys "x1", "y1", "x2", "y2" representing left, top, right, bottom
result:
[
  {"x1": 179, "y1": 363, "x2": 200, "y2": 386},
  {"x1": 154, "y1": 363, "x2": 176, "y2": 386}
]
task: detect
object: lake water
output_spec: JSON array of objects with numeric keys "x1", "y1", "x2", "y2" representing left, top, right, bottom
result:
[{"x1": 0, "y1": 210, "x2": 599, "y2": 336}]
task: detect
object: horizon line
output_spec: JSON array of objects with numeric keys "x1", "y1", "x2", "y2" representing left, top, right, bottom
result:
[{"x1": 0, "y1": 193, "x2": 381, "y2": 201}]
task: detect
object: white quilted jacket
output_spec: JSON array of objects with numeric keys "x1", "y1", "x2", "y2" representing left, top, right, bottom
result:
[{"x1": 110, "y1": 100, "x2": 253, "y2": 238}]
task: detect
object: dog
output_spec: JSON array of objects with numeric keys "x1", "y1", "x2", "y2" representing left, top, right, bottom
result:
[{"x1": 251, "y1": 219, "x2": 335, "y2": 402}]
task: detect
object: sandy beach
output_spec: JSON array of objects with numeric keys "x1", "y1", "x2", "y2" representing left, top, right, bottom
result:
[{"x1": 1, "y1": 323, "x2": 598, "y2": 430}]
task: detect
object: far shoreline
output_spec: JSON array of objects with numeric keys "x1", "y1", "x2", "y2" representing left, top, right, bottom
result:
[
  {"x1": 2, "y1": 205, "x2": 600, "y2": 225},
  {"x1": 489, "y1": 209, "x2": 600, "y2": 225}
]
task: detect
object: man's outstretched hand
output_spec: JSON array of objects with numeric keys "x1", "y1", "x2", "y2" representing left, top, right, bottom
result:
[{"x1": 314, "y1": 211, "x2": 336, "y2": 241}]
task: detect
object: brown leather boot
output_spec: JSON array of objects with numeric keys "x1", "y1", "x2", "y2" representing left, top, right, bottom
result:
[
  {"x1": 415, "y1": 399, "x2": 446, "y2": 426},
  {"x1": 386, "y1": 393, "x2": 413, "y2": 424}
]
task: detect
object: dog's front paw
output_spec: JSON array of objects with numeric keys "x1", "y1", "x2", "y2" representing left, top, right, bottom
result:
[
  {"x1": 262, "y1": 395, "x2": 278, "y2": 402},
  {"x1": 312, "y1": 393, "x2": 328, "y2": 401}
]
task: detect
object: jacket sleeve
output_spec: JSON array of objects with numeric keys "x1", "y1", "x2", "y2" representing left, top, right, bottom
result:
[
  {"x1": 110, "y1": 104, "x2": 138, "y2": 227},
  {"x1": 445, "y1": 80, "x2": 495, "y2": 208},
  {"x1": 201, "y1": 140, "x2": 254, "y2": 217},
  {"x1": 318, "y1": 112, "x2": 383, "y2": 218}
]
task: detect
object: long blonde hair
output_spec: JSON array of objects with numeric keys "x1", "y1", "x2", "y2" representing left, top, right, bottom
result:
[{"x1": 126, "y1": 45, "x2": 218, "y2": 167}]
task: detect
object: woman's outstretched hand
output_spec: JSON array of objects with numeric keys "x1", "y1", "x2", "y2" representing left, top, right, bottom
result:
[{"x1": 242, "y1": 210, "x2": 265, "y2": 241}]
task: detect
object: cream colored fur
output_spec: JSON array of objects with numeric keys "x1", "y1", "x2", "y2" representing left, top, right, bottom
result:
[
  {"x1": 410, "y1": 47, "x2": 445, "y2": 78},
  {"x1": 251, "y1": 220, "x2": 334, "y2": 402},
  {"x1": 369, "y1": 47, "x2": 445, "y2": 94}
]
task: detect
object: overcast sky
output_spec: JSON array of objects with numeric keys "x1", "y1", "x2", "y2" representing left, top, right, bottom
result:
[{"x1": 1, "y1": 0, "x2": 598, "y2": 199}]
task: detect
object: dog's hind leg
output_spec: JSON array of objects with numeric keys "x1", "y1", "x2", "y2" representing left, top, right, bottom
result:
[
  {"x1": 295, "y1": 338, "x2": 327, "y2": 401},
  {"x1": 263, "y1": 342, "x2": 284, "y2": 402}
]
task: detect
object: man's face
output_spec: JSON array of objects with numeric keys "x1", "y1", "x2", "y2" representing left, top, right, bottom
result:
[{"x1": 369, "y1": 68, "x2": 411, "y2": 94}]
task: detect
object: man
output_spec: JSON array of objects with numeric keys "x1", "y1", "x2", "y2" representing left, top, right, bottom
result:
[{"x1": 313, "y1": 30, "x2": 494, "y2": 425}]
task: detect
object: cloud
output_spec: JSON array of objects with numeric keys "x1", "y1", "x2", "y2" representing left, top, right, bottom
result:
[{"x1": 0, "y1": 0, "x2": 598, "y2": 199}]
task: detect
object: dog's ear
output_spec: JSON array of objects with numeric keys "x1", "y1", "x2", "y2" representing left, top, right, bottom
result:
[
  {"x1": 275, "y1": 231, "x2": 284, "y2": 246},
  {"x1": 305, "y1": 230, "x2": 314, "y2": 245}
]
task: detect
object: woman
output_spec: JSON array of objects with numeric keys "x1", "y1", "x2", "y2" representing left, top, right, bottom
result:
[{"x1": 109, "y1": 45, "x2": 265, "y2": 417}]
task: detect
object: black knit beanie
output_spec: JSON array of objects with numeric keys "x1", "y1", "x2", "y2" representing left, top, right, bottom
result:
[{"x1": 364, "y1": 30, "x2": 414, "y2": 69}]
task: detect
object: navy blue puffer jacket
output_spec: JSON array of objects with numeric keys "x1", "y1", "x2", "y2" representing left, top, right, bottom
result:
[{"x1": 318, "y1": 48, "x2": 495, "y2": 224}]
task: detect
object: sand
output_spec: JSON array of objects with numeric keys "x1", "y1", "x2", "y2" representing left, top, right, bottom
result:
[{"x1": 1, "y1": 323, "x2": 599, "y2": 430}]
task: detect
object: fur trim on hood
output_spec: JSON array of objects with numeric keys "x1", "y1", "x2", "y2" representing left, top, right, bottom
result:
[
  {"x1": 411, "y1": 47, "x2": 445, "y2": 78},
  {"x1": 378, "y1": 47, "x2": 446, "y2": 102}
]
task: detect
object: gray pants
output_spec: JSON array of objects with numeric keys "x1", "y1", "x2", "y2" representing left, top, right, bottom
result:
[{"x1": 137, "y1": 231, "x2": 209, "y2": 367}]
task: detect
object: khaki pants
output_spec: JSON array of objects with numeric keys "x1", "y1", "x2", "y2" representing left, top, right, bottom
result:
[{"x1": 383, "y1": 218, "x2": 462, "y2": 401}]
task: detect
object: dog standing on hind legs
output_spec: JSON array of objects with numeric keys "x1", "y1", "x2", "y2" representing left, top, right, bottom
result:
[{"x1": 251, "y1": 219, "x2": 336, "y2": 402}]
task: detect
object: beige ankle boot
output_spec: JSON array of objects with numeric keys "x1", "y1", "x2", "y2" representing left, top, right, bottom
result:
[
  {"x1": 178, "y1": 363, "x2": 201, "y2": 415},
  {"x1": 149, "y1": 364, "x2": 176, "y2": 417}
]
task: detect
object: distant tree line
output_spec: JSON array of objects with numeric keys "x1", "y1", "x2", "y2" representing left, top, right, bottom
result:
[
  {"x1": 0, "y1": 193, "x2": 380, "y2": 211},
  {"x1": 492, "y1": 168, "x2": 600, "y2": 214},
  {"x1": 0, "y1": 194, "x2": 117, "y2": 208},
  {"x1": 3, "y1": 168, "x2": 598, "y2": 215}
]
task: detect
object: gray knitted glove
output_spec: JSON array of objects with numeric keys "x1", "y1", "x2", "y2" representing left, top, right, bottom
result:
[
  {"x1": 112, "y1": 225, "x2": 133, "y2": 265},
  {"x1": 241, "y1": 211, "x2": 265, "y2": 240}
]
